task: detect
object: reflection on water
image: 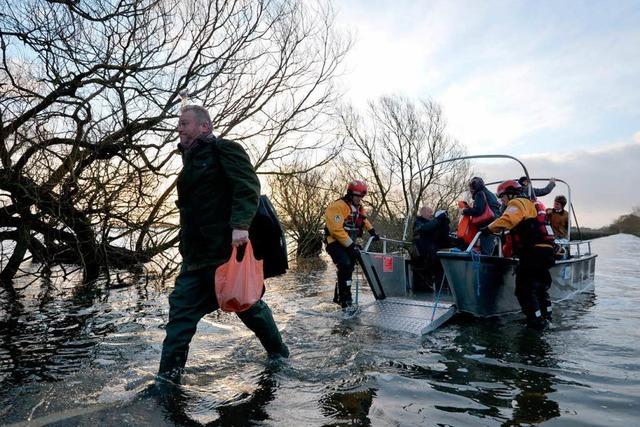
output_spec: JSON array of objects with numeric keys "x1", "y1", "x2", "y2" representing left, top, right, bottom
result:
[{"x1": 1, "y1": 234, "x2": 639, "y2": 425}]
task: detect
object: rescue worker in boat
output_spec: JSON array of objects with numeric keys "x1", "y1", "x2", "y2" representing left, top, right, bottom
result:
[
  {"x1": 518, "y1": 176, "x2": 556, "y2": 200},
  {"x1": 460, "y1": 177, "x2": 501, "y2": 255},
  {"x1": 412, "y1": 207, "x2": 450, "y2": 291},
  {"x1": 546, "y1": 195, "x2": 569, "y2": 239},
  {"x1": 485, "y1": 179, "x2": 556, "y2": 329},
  {"x1": 325, "y1": 180, "x2": 380, "y2": 308}
]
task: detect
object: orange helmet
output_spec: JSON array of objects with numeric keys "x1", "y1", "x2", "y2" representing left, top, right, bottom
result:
[
  {"x1": 347, "y1": 179, "x2": 368, "y2": 196},
  {"x1": 496, "y1": 179, "x2": 522, "y2": 198}
]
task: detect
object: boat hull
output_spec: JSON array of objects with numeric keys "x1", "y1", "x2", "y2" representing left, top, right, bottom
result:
[{"x1": 438, "y1": 251, "x2": 597, "y2": 317}]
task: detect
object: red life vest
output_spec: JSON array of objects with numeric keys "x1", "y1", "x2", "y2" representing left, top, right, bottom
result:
[
  {"x1": 511, "y1": 199, "x2": 555, "y2": 253},
  {"x1": 343, "y1": 203, "x2": 368, "y2": 238}
]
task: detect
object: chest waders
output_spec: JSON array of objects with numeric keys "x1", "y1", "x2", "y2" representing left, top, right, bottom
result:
[{"x1": 328, "y1": 208, "x2": 363, "y2": 308}]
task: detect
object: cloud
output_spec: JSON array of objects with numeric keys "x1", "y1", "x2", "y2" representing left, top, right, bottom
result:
[
  {"x1": 336, "y1": 0, "x2": 640, "y2": 154},
  {"x1": 439, "y1": 62, "x2": 574, "y2": 151},
  {"x1": 335, "y1": 1, "x2": 464, "y2": 107},
  {"x1": 334, "y1": 1, "x2": 640, "y2": 227},
  {"x1": 476, "y1": 135, "x2": 640, "y2": 227}
]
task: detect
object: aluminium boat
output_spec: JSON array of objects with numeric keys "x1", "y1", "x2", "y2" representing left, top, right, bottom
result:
[{"x1": 303, "y1": 154, "x2": 596, "y2": 335}]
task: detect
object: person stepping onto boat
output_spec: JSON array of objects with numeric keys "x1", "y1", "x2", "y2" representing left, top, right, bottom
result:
[
  {"x1": 324, "y1": 180, "x2": 380, "y2": 308},
  {"x1": 485, "y1": 180, "x2": 556, "y2": 329},
  {"x1": 460, "y1": 177, "x2": 501, "y2": 255}
]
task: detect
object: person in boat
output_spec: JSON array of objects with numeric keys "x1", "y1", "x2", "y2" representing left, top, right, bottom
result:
[
  {"x1": 157, "y1": 105, "x2": 289, "y2": 385},
  {"x1": 546, "y1": 195, "x2": 569, "y2": 239},
  {"x1": 411, "y1": 207, "x2": 450, "y2": 291},
  {"x1": 486, "y1": 179, "x2": 556, "y2": 329},
  {"x1": 460, "y1": 177, "x2": 501, "y2": 255},
  {"x1": 518, "y1": 176, "x2": 556, "y2": 200},
  {"x1": 325, "y1": 180, "x2": 380, "y2": 308}
]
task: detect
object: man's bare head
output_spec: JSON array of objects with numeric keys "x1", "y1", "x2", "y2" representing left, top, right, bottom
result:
[
  {"x1": 419, "y1": 206, "x2": 433, "y2": 219},
  {"x1": 177, "y1": 105, "x2": 213, "y2": 147}
]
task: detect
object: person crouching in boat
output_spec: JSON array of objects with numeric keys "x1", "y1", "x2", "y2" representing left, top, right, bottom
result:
[
  {"x1": 325, "y1": 180, "x2": 380, "y2": 309},
  {"x1": 486, "y1": 180, "x2": 556, "y2": 329}
]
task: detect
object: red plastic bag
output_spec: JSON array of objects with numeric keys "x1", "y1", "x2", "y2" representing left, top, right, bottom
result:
[
  {"x1": 215, "y1": 242, "x2": 264, "y2": 313},
  {"x1": 457, "y1": 215, "x2": 478, "y2": 245}
]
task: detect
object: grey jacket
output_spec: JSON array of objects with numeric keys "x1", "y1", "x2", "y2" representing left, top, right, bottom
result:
[{"x1": 522, "y1": 181, "x2": 556, "y2": 199}]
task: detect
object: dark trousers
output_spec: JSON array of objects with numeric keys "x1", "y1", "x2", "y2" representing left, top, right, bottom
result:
[
  {"x1": 479, "y1": 234, "x2": 496, "y2": 255},
  {"x1": 412, "y1": 254, "x2": 444, "y2": 292},
  {"x1": 326, "y1": 241, "x2": 356, "y2": 307},
  {"x1": 158, "y1": 265, "x2": 288, "y2": 382},
  {"x1": 515, "y1": 246, "x2": 555, "y2": 323}
]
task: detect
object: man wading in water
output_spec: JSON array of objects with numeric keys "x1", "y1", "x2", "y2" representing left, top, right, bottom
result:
[{"x1": 157, "y1": 105, "x2": 289, "y2": 385}]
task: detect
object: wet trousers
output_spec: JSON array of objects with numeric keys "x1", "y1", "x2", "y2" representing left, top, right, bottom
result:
[
  {"x1": 515, "y1": 246, "x2": 555, "y2": 326},
  {"x1": 326, "y1": 242, "x2": 356, "y2": 307},
  {"x1": 479, "y1": 234, "x2": 497, "y2": 256},
  {"x1": 412, "y1": 254, "x2": 443, "y2": 292},
  {"x1": 158, "y1": 265, "x2": 289, "y2": 382}
]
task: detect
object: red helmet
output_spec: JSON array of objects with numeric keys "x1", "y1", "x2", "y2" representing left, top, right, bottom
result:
[
  {"x1": 496, "y1": 179, "x2": 522, "y2": 197},
  {"x1": 347, "y1": 179, "x2": 368, "y2": 196}
]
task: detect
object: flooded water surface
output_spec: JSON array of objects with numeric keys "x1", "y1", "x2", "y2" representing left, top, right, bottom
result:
[{"x1": 1, "y1": 234, "x2": 639, "y2": 426}]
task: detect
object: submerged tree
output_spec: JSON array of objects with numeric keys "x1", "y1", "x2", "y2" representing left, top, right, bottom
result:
[
  {"x1": 268, "y1": 164, "x2": 338, "y2": 258},
  {"x1": 0, "y1": 0, "x2": 349, "y2": 286},
  {"x1": 340, "y1": 95, "x2": 471, "y2": 237}
]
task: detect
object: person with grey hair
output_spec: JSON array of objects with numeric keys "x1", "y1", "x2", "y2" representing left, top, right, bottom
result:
[{"x1": 157, "y1": 105, "x2": 289, "y2": 385}]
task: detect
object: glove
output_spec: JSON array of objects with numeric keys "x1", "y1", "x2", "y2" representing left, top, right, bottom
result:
[
  {"x1": 479, "y1": 227, "x2": 492, "y2": 236},
  {"x1": 347, "y1": 243, "x2": 360, "y2": 259},
  {"x1": 369, "y1": 229, "x2": 381, "y2": 242}
]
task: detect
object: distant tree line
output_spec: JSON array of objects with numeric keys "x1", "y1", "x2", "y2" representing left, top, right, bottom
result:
[
  {"x1": 603, "y1": 207, "x2": 640, "y2": 237},
  {"x1": 571, "y1": 207, "x2": 640, "y2": 240}
]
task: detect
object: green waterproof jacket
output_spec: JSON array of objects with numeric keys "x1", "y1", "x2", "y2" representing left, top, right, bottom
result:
[{"x1": 176, "y1": 134, "x2": 260, "y2": 271}]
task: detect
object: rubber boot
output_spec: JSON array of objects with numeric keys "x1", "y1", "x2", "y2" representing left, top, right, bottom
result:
[
  {"x1": 237, "y1": 300, "x2": 289, "y2": 358},
  {"x1": 541, "y1": 303, "x2": 553, "y2": 323},
  {"x1": 157, "y1": 349, "x2": 188, "y2": 384},
  {"x1": 338, "y1": 280, "x2": 353, "y2": 308},
  {"x1": 526, "y1": 309, "x2": 548, "y2": 330}
]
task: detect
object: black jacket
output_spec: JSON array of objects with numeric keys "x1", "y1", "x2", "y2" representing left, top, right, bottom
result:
[
  {"x1": 412, "y1": 215, "x2": 450, "y2": 258},
  {"x1": 522, "y1": 181, "x2": 556, "y2": 199}
]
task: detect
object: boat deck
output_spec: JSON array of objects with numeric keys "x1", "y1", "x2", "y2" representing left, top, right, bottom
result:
[
  {"x1": 357, "y1": 297, "x2": 455, "y2": 335},
  {"x1": 299, "y1": 292, "x2": 456, "y2": 336}
]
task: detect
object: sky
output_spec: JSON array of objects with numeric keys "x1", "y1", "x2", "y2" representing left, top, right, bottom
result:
[{"x1": 334, "y1": 0, "x2": 640, "y2": 227}]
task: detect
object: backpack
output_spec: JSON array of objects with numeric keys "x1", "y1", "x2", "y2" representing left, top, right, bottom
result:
[{"x1": 213, "y1": 139, "x2": 288, "y2": 279}]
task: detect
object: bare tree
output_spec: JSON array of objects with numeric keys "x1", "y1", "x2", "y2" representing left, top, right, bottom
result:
[
  {"x1": 0, "y1": 0, "x2": 350, "y2": 287},
  {"x1": 268, "y1": 163, "x2": 338, "y2": 257},
  {"x1": 340, "y1": 95, "x2": 471, "y2": 237}
]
